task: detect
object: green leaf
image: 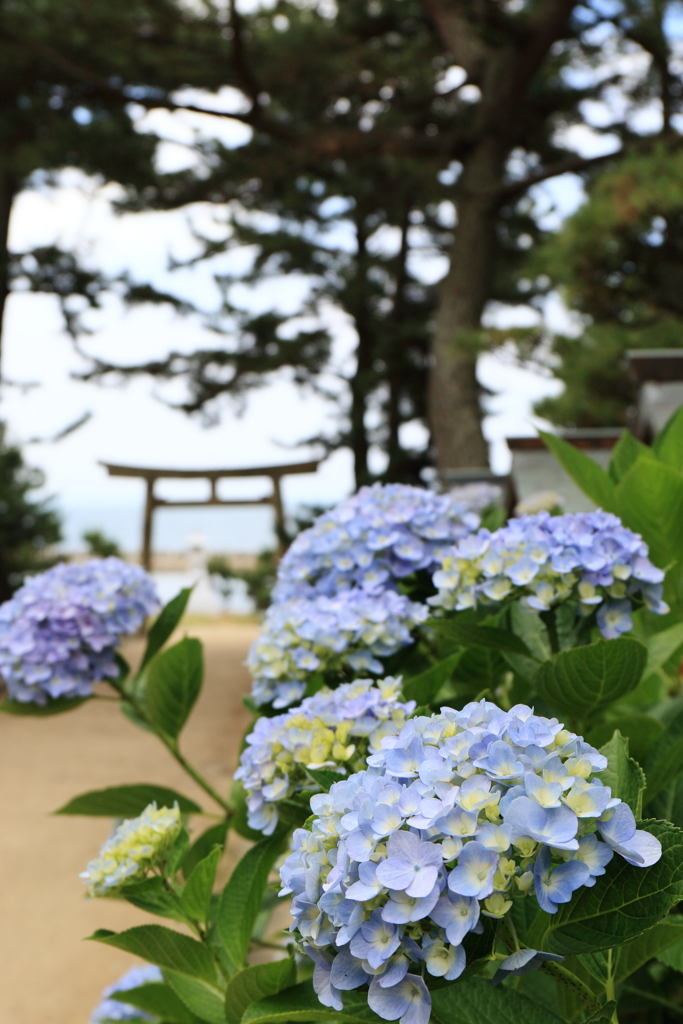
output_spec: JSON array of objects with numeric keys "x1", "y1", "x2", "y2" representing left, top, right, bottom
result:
[
  {"x1": 581, "y1": 1003, "x2": 618, "y2": 1024},
  {"x1": 615, "y1": 459, "x2": 683, "y2": 569},
  {"x1": 577, "y1": 949, "x2": 613, "y2": 985},
  {"x1": 615, "y1": 915, "x2": 683, "y2": 983},
  {"x1": 167, "y1": 827, "x2": 192, "y2": 877},
  {"x1": 304, "y1": 767, "x2": 345, "y2": 791},
  {"x1": 652, "y1": 403, "x2": 683, "y2": 471},
  {"x1": 89, "y1": 925, "x2": 218, "y2": 984},
  {"x1": 587, "y1": 716, "x2": 663, "y2": 765},
  {"x1": 181, "y1": 846, "x2": 222, "y2": 923},
  {"x1": 216, "y1": 834, "x2": 286, "y2": 973},
  {"x1": 657, "y1": 937, "x2": 683, "y2": 973},
  {"x1": 431, "y1": 618, "x2": 535, "y2": 658},
  {"x1": 504, "y1": 605, "x2": 553, "y2": 680},
  {"x1": 532, "y1": 638, "x2": 647, "y2": 719},
  {"x1": 183, "y1": 820, "x2": 230, "y2": 880},
  {"x1": 599, "y1": 731, "x2": 646, "y2": 816},
  {"x1": 539, "y1": 819, "x2": 683, "y2": 956},
  {"x1": 608, "y1": 431, "x2": 653, "y2": 483},
  {"x1": 0, "y1": 695, "x2": 91, "y2": 716},
  {"x1": 55, "y1": 784, "x2": 201, "y2": 817},
  {"x1": 402, "y1": 650, "x2": 463, "y2": 704},
  {"x1": 539, "y1": 432, "x2": 617, "y2": 511},
  {"x1": 165, "y1": 970, "x2": 226, "y2": 1024},
  {"x1": 431, "y1": 977, "x2": 564, "y2": 1024},
  {"x1": 649, "y1": 772, "x2": 683, "y2": 828},
  {"x1": 119, "y1": 877, "x2": 187, "y2": 923},
  {"x1": 643, "y1": 708, "x2": 683, "y2": 805},
  {"x1": 146, "y1": 638, "x2": 203, "y2": 740},
  {"x1": 110, "y1": 982, "x2": 204, "y2": 1024},
  {"x1": 241, "y1": 981, "x2": 381, "y2": 1024},
  {"x1": 644, "y1": 621, "x2": 683, "y2": 677},
  {"x1": 224, "y1": 959, "x2": 297, "y2": 1024},
  {"x1": 141, "y1": 587, "x2": 193, "y2": 670}
]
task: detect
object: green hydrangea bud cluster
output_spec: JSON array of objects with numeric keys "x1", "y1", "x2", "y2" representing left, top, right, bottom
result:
[{"x1": 81, "y1": 803, "x2": 181, "y2": 897}]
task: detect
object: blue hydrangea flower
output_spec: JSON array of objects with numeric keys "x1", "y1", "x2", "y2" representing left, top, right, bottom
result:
[
  {"x1": 81, "y1": 802, "x2": 181, "y2": 896},
  {"x1": 429, "y1": 510, "x2": 668, "y2": 638},
  {"x1": 91, "y1": 965, "x2": 162, "y2": 1022},
  {"x1": 273, "y1": 483, "x2": 481, "y2": 602},
  {"x1": 234, "y1": 677, "x2": 416, "y2": 835},
  {"x1": 0, "y1": 558, "x2": 158, "y2": 704},
  {"x1": 280, "y1": 701, "x2": 662, "y2": 1023},
  {"x1": 247, "y1": 590, "x2": 429, "y2": 708}
]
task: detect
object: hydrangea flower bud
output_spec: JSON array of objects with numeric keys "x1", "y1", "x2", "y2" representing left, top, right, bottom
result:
[
  {"x1": 247, "y1": 589, "x2": 429, "y2": 709},
  {"x1": 280, "y1": 700, "x2": 661, "y2": 1024},
  {"x1": 273, "y1": 483, "x2": 481, "y2": 602},
  {"x1": 429, "y1": 510, "x2": 667, "y2": 637},
  {"x1": 91, "y1": 965, "x2": 163, "y2": 1022},
  {"x1": 0, "y1": 558, "x2": 158, "y2": 704},
  {"x1": 235, "y1": 678, "x2": 416, "y2": 835},
  {"x1": 81, "y1": 803, "x2": 181, "y2": 897}
]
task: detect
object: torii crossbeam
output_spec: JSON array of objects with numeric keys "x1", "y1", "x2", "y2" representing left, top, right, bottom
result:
[{"x1": 100, "y1": 459, "x2": 322, "y2": 569}]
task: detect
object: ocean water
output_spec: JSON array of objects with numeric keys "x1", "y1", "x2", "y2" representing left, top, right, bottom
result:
[{"x1": 61, "y1": 502, "x2": 277, "y2": 555}]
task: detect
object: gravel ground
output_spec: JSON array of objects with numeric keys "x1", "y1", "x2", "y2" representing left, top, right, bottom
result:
[{"x1": 0, "y1": 618, "x2": 259, "y2": 1024}]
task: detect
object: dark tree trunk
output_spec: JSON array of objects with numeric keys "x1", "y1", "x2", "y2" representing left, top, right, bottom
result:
[
  {"x1": 0, "y1": 170, "x2": 17, "y2": 380},
  {"x1": 349, "y1": 216, "x2": 374, "y2": 487},
  {"x1": 429, "y1": 139, "x2": 502, "y2": 470},
  {"x1": 423, "y1": 0, "x2": 577, "y2": 472},
  {"x1": 385, "y1": 197, "x2": 411, "y2": 479}
]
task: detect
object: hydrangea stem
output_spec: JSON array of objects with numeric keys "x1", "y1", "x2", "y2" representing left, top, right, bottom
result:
[
  {"x1": 605, "y1": 949, "x2": 619, "y2": 1024},
  {"x1": 164, "y1": 738, "x2": 232, "y2": 814},
  {"x1": 118, "y1": 688, "x2": 232, "y2": 814}
]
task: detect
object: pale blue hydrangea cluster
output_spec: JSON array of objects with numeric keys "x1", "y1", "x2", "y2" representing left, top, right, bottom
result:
[
  {"x1": 0, "y1": 558, "x2": 158, "y2": 704},
  {"x1": 247, "y1": 590, "x2": 429, "y2": 708},
  {"x1": 280, "y1": 701, "x2": 661, "y2": 1024},
  {"x1": 81, "y1": 803, "x2": 181, "y2": 897},
  {"x1": 91, "y1": 965, "x2": 163, "y2": 1023},
  {"x1": 235, "y1": 678, "x2": 416, "y2": 835},
  {"x1": 429, "y1": 511, "x2": 667, "y2": 638},
  {"x1": 273, "y1": 484, "x2": 481, "y2": 602}
]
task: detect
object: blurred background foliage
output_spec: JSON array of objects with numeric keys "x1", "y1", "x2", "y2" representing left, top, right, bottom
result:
[{"x1": 0, "y1": 423, "x2": 61, "y2": 601}]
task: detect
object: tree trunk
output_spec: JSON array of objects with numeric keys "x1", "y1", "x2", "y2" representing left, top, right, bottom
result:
[
  {"x1": 385, "y1": 196, "x2": 411, "y2": 480},
  {"x1": 428, "y1": 137, "x2": 502, "y2": 471},
  {"x1": 348, "y1": 216, "x2": 374, "y2": 487},
  {"x1": 0, "y1": 169, "x2": 17, "y2": 381}
]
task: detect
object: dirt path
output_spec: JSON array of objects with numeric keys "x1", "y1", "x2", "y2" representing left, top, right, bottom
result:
[{"x1": 0, "y1": 618, "x2": 259, "y2": 1024}]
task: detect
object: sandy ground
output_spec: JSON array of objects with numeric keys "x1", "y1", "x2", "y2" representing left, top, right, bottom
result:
[{"x1": 0, "y1": 618, "x2": 260, "y2": 1024}]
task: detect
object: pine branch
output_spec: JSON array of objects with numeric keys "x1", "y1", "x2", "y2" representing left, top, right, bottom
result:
[{"x1": 492, "y1": 131, "x2": 683, "y2": 203}]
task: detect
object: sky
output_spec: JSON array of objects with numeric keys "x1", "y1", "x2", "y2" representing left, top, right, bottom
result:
[{"x1": 4, "y1": 9, "x2": 679, "y2": 555}]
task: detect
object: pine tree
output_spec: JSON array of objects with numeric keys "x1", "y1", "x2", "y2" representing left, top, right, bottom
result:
[
  {"x1": 534, "y1": 145, "x2": 683, "y2": 428},
  {"x1": 76, "y1": 0, "x2": 683, "y2": 478},
  {"x1": 0, "y1": 0, "x2": 226, "y2": 365},
  {"x1": 0, "y1": 423, "x2": 61, "y2": 600}
]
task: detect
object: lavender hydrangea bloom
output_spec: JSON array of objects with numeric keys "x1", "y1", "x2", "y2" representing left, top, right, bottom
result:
[
  {"x1": 429, "y1": 510, "x2": 668, "y2": 638},
  {"x1": 280, "y1": 701, "x2": 662, "y2": 1023},
  {"x1": 0, "y1": 558, "x2": 158, "y2": 704},
  {"x1": 248, "y1": 589, "x2": 429, "y2": 708},
  {"x1": 91, "y1": 965, "x2": 162, "y2": 1022},
  {"x1": 273, "y1": 483, "x2": 481, "y2": 602},
  {"x1": 234, "y1": 677, "x2": 416, "y2": 835}
]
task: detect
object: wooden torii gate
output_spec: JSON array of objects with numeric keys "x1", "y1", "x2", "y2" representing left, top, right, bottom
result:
[{"x1": 100, "y1": 459, "x2": 322, "y2": 570}]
